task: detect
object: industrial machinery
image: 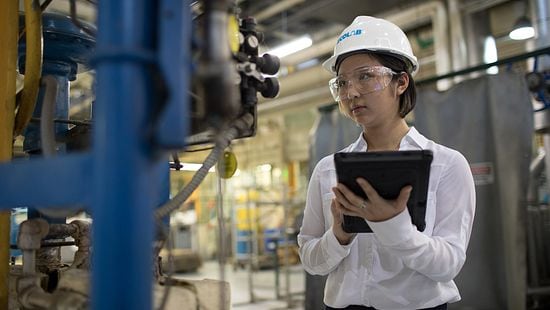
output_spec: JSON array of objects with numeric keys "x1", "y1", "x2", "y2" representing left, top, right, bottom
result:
[{"x1": 0, "y1": 0, "x2": 279, "y2": 309}]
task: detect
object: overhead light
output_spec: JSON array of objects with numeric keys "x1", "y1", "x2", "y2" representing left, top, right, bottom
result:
[
  {"x1": 509, "y1": 16, "x2": 535, "y2": 40},
  {"x1": 264, "y1": 35, "x2": 313, "y2": 58},
  {"x1": 484, "y1": 36, "x2": 498, "y2": 75}
]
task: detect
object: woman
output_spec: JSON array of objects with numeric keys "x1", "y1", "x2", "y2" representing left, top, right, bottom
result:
[{"x1": 298, "y1": 16, "x2": 476, "y2": 310}]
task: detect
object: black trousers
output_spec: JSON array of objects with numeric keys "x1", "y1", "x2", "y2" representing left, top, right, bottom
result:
[{"x1": 325, "y1": 303, "x2": 447, "y2": 310}]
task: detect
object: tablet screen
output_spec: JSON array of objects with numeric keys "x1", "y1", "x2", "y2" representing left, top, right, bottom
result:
[{"x1": 334, "y1": 150, "x2": 433, "y2": 233}]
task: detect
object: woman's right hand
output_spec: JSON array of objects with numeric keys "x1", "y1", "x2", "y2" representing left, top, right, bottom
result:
[{"x1": 331, "y1": 199, "x2": 356, "y2": 245}]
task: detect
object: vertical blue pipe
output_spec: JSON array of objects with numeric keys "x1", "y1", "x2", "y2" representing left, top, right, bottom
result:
[{"x1": 92, "y1": 0, "x2": 158, "y2": 308}]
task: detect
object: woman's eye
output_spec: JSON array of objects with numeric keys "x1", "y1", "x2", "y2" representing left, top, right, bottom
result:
[
  {"x1": 358, "y1": 73, "x2": 372, "y2": 81},
  {"x1": 336, "y1": 80, "x2": 347, "y2": 88}
]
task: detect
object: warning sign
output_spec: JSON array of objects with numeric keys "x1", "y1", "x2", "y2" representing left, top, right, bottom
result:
[{"x1": 470, "y1": 162, "x2": 494, "y2": 185}]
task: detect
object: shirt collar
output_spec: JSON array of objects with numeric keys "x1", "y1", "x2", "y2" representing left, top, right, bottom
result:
[{"x1": 348, "y1": 126, "x2": 428, "y2": 152}]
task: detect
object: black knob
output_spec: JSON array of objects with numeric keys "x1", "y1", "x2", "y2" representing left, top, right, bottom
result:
[
  {"x1": 260, "y1": 77, "x2": 279, "y2": 98},
  {"x1": 241, "y1": 17, "x2": 257, "y2": 31},
  {"x1": 256, "y1": 54, "x2": 280, "y2": 75}
]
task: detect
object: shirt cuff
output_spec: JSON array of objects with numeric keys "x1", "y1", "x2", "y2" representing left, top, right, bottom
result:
[
  {"x1": 366, "y1": 209, "x2": 414, "y2": 246},
  {"x1": 323, "y1": 229, "x2": 354, "y2": 260}
]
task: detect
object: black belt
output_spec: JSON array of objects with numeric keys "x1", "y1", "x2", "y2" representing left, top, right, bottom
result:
[{"x1": 325, "y1": 303, "x2": 447, "y2": 310}]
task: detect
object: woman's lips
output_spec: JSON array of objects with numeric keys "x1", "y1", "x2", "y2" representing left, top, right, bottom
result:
[{"x1": 351, "y1": 105, "x2": 367, "y2": 113}]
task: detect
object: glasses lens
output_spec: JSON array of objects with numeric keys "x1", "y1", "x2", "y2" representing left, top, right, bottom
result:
[
  {"x1": 331, "y1": 66, "x2": 396, "y2": 101},
  {"x1": 329, "y1": 78, "x2": 340, "y2": 101}
]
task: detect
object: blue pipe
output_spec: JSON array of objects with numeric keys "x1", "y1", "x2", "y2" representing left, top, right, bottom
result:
[{"x1": 92, "y1": 0, "x2": 160, "y2": 308}]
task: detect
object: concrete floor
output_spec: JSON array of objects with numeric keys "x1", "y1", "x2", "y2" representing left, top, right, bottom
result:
[{"x1": 176, "y1": 260, "x2": 305, "y2": 309}]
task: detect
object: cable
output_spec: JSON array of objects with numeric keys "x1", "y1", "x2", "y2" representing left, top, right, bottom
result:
[
  {"x1": 155, "y1": 113, "x2": 253, "y2": 309},
  {"x1": 40, "y1": 0, "x2": 54, "y2": 11},
  {"x1": 69, "y1": 0, "x2": 96, "y2": 37},
  {"x1": 184, "y1": 145, "x2": 215, "y2": 152},
  {"x1": 155, "y1": 113, "x2": 254, "y2": 220}
]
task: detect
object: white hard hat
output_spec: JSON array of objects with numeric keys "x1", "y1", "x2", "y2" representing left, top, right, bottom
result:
[{"x1": 322, "y1": 16, "x2": 418, "y2": 76}]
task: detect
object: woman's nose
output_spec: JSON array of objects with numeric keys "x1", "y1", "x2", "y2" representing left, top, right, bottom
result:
[{"x1": 344, "y1": 83, "x2": 361, "y2": 99}]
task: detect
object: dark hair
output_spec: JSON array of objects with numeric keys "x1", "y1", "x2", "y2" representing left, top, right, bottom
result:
[{"x1": 336, "y1": 51, "x2": 417, "y2": 118}]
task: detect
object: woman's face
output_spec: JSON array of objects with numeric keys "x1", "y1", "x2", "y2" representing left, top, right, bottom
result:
[{"x1": 337, "y1": 53, "x2": 405, "y2": 129}]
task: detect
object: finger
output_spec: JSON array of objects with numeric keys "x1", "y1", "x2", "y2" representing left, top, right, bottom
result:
[
  {"x1": 332, "y1": 187, "x2": 355, "y2": 210},
  {"x1": 332, "y1": 189, "x2": 366, "y2": 218},
  {"x1": 395, "y1": 185, "x2": 413, "y2": 210},
  {"x1": 341, "y1": 208, "x2": 363, "y2": 217},
  {"x1": 333, "y1": 198, "x2": 362, "y2": 218},
  {"x1": 330, "y1": 199, "x2": 342, "y2": 223},
  {"x1": 356, "y1": 178, "x2": 381, "y2": 203},
  {"x1": 330, "y1": 199, "x2": 337, "y2": 217},
  {"x1": 335, "y1": 183, "x2": 365, "y2": 207}
]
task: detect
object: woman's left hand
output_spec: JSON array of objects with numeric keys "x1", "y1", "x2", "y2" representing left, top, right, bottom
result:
[{"x1": 332, "y1": 178, "x2": 412, "y2": 222}]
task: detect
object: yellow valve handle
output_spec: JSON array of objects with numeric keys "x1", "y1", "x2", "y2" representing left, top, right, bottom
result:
[
  {"x1": 14, "y1": 0, "x2": 43, "y2": 137},
  {"x1": 227, "y1": 14, "x2": 240, "y2": 54},
  {"x1": 217, "y1": 150, "x2": 238, "y2": 179}
]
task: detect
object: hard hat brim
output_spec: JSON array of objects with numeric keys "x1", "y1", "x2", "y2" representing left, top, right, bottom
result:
[{"x1": 323, "y1": 48, "x2": 418, "y2": 76}]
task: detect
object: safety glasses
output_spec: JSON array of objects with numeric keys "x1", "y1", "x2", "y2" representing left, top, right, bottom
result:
[{"x1": 328, "y1": 66, "x2": 399, "y2": 102}]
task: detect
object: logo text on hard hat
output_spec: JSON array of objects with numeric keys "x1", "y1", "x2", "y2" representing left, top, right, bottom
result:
[{"x1": 337, "y1": 29, "x2": 362, "y2": 44}]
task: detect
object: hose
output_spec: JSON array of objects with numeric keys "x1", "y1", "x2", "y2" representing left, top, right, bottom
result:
[
  {"x1": 155, "y1": 112, "x2": 253, "y2": 219},
  {"x1": 14, "y1": 0, "x2": 43, "y2": 137}
]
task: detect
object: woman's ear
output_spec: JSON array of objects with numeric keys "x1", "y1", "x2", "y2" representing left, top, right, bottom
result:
[{"x1": 396, "y1": 73, "x2": 409, "y2": 95}]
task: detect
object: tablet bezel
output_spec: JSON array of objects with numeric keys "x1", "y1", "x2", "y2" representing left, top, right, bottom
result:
[{"x1": 333, "y1": 150, "x2": 433, "y2": 233}]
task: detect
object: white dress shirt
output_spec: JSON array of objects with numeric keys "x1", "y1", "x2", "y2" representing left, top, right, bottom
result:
[{"x1": 298, "y1": 127, "x2": 476, "y2": 310}]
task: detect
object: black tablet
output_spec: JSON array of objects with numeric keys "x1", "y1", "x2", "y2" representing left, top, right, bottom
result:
[{"x1": 333, "y1": 150, "x2": 433, "y2": 233}]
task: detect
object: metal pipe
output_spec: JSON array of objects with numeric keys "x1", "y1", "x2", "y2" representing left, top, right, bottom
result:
[
  {"x1": 381, "y1": 1, "x2": 450, "y2": 90},
  {"x1": 281, "y1": 0, "x2": 450, "y2": 71},
  {"x1": 447, "y1": 0, "x2": 468, "y2": 83},
  {"x1": 527, "y1": 286, "x2": 550, "y2": 295},
  {"x1": 246, "y1": 188, "x2": 256, "y2": 303},
  {"x1": 254, "y1": 0, "x2": 305, "y2": 22},
  {"x1": 281, "y1": 37, "x2": 334, "y2": 66},
  {"x1": 19, "y1": 285, "x2": 54, "y2": 309},
  {"x1": 70, "y1": 220, "x2": 91, "y2": 269},
  {"x1": 528, "y1": 151, "x2": 545, "y2": 203},
  {"x1": 216, "y1": 176, "x2": 227, "y2": 310},
  {"x1": 92, "y1": 0, "x2": 161, "y2": 308},
  {"x1": 46, "y1": 223, "x2": 78, "y2": 239},
  {"x1": 531, "y1": 0, "x2": 550, "y2": 68},
  {"x1": 39, "y1": 75, "x2": 59, "y2": 157},
  {"x1": 258, "y1": 86, "x2": 331, "y2": 116},
  {"x1": 527, "y1": 151, "x2": 545, "y2": 287},
  {"x1": 0, "y1": 0, "x2": 18, "y2": 307},
  {"x1": 262, "y1": 65, "x2": 331, "y2": 100},
  {"x1": 17, "y1": 219, "x2": 49, "y2": 275}
]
